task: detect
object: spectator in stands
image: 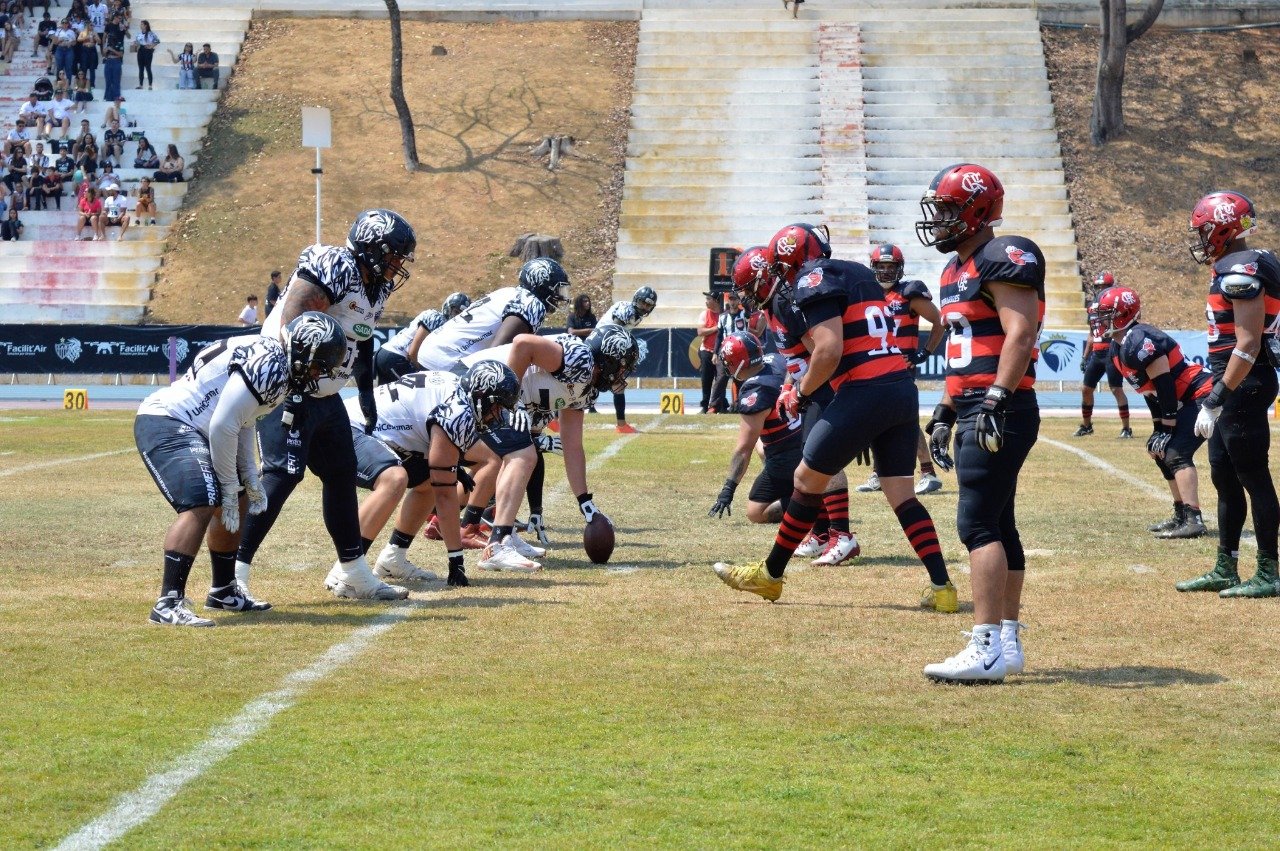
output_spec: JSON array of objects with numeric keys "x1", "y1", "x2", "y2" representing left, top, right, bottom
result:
[
  {"x1": 3, "y1": 149, "x2": 27, "y2": 196},
  {"x1": 102, "y1": 94, "x2": 127, "y2": 127},
  {"x1": 86, "y1": 0, "x2": 106, "y2": 46},
  {"x1": 53, "y1": 20, "x2": 76, "y2": 84},
  {"x1": 52, "y1": 70, "x2": 69, "y2": 102},
  {"x1": 18, "y1": 93, "x2": 49, "y2": 139},
  {"x1": 97, "y1": 161, "x2": 119, "y2": 192},
  {"x1": 28, "y1": 141, "x2": 50, "y2": 175},
  {"x1": 195, "y1": 42, "x2": 219, "y2": 90},
  {"x1": 133, "y1": 19, "x2": 157, "y2": 89},
  {"x1": 1, "y1": 206, "x2": 23, "y2": 241},
  {"x1": 71, "y1": 119, "x2": 93, "y2": 156},
  {"x1": 54, "y1": 147, "x2": 73, "y2": 183},
  {"x1": 101, "y1": 118, "x2": 125, "y2": 165},
  {"x1": 47, "y1": 87, "x2": 73, "y2": 140},
  {"x1": 696, "y1": 292, "x2": 722, "y2": 414},
  {"x1": 101, "y1": 26, "x2": 124, "y2": 101},
  {"x1": 76, "y1": 20, "x2": 98, "y2": 88},
  {"x1": 75, "y1": 144, "x2": 98, "y2": 180},
  {"x1": 237, "y1": 294, "x2": 259, "y2": 327},
  {"x1": 133, "y1": 175, "x2": 155, "y2": 224},
  {"x1": 34, "y1": 12, "x2": 56, "y2": 67},
  {"x1": 106, "y1": 0, "x2": 128, "y2": 36},
  {"x1": 153, "y1": 144, "x2": 183, "y2": 182},
  {"x1": 100, "y1": 184, "x2": 128, "y2": 240},
  {"x1": 132, "y1": 134, "x2": 158, "y2": 169},
  {"x1": 168, "y1": 42, "x2": 195, "y2": 90},
  {"x1": 264, "y1": 270, "x2": 281, "y2": 316},
  {"x1": 72, "y1": 69, "x2": 92, "y2": 113},
  {"x1": 2, "y1": 21, "x2": 20, "y2": 65},
  {"x1": 37, "y1": 165, "x2": 61, "y2": 210},
  {"x1": 76, "y1": 183, "x2": 102, "y2": 239},
  {"x1": 567, "y1": 294, "x2": 597, "y2": 338},
  {"x1": 5, "y1": 120, "x2": 33, "y2": 157}
]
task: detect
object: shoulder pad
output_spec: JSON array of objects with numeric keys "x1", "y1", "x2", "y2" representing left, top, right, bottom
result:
[
  {"x1": 976, "y1": 235, "x2": 1045, "y2": 289},
  {"x1": 736, "y1": 376, "x2": 780, "y2": 415},
  {"x1": 553, "y1": 335, "x2": 596, "y2": 386},
  {"x1": 505, "y1": 290, "x2": 547, "y2": 329},
  {"x1": 899, "y1": 279, "x2": 932, "y2": 301},
  {"x1": 229, "y1": 338, "x2": 289, "y2": 407},
  {"x1": 1218, "y1": 273, "x2": 1262, "y2": 299}
]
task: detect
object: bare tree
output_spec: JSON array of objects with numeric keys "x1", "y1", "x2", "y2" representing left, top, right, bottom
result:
[
  {"x1": 1090, "y1": 0, "x2": 1166, "y2": 145},
  {"x1": 385, "y1": 0, "x2": 421, "y2": 171}
]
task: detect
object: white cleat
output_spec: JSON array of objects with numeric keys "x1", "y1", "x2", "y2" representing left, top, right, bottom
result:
[
  {"x1": 915, "y1": 473, "x2": 943, "y2": 495},
  {"x1": 373, "y1": 544, "x2": 437, "y2": 582},
  {"x1": 793, "y1": 532, "x2": 827, "y2": 559},
  {"x1": 924, "y1": 627, "x2": 1005, "y2": 684},
  {"x1": 325, "y1": 557, "x2": 410, "y2": 600},
  {"x1": 1001, "y1": 620, "x2": 1026, "y2": 675},
  {"x1": 507, "y1": 530, "x2": 546, "y2": 559},
  {"x1": 855, "y1": 474, "x2": 880, "y2": 493},
  {"x1": 811, "y1": 531, "x2": 861, "y2": 566},
  {"x1": 477, "y1": 537, "x2": 542, "y2": 573}
]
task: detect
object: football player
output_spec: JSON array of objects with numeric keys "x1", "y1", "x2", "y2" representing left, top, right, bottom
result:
[
  {"x1": 862, "y1": 242, "x2": 947, "y2": 496},
  {"x1": 1075, "y1": 272, "x2": 1132, "y2": 439},
  {"x1": 1175, "y1": 191, "x2": 1280, "y2": 598},
  {"x1": 416, "y1": 257, "x2": 569, "y2": 372},
  {"x1": 730, "y1": 238, "x2": 857, "y2": 565},
  {"x1": 375, "y1": 307, "x2": 446, "y2": 384},
  {"x1": 713, "y1": 223, "x2": 955, "y2": 608},
  {"x1": 235, "y1": 209, "x2": 418, "y2": 602},
  {"x1": 1094, "y1": 286, "x2": 1209, "y2": 540},
  {"x1": 442, "y1": 291, "x2": 472, "y2": 320},
  {"x1": 918, "y1": 163, "x2": 1043, "y2": 683},
  {"x1": 135, "y1": 313, "x2": 345, "y2": 625},
  {"x1": 597, "y1": 285, "x2": 657, "y2": 434}
]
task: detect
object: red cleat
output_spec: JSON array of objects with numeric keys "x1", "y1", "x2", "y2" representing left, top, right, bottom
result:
[
  {"x1": 423, "y1": 514, "x2": 442, "y2": 540},
  {"x1": 616, "y1": 423, "x2": 638, "y2": 434}
]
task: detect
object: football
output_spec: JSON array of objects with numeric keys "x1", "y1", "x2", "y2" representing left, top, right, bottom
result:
[{"x1": 583, "y1": 514, "x2": 615, "y2": 564}]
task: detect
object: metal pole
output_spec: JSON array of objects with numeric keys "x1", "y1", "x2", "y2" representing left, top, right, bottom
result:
[{"x1": 314, "y1": 147, "x2": 322, "y2": 244}]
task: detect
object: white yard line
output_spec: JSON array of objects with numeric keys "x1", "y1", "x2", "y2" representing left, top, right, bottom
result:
[
  {"x1": 55, "y1": 417, "x2": 661, "y2": 850},
  {"x1": 0, "y1": 448, "x2": 133, "y2": 479}
]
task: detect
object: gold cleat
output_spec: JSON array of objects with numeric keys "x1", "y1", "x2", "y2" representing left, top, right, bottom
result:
[
  {"x1": 712, "y1": 560, "x2": 784, "y2": 602},
  {"x1": 921, "y1": 581, "x2": 959, "y2": 613}
]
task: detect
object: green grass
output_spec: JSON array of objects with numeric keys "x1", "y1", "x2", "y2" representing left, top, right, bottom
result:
[{"x1": 4, "y1": 410, "x2": 1280, "y2": 848}]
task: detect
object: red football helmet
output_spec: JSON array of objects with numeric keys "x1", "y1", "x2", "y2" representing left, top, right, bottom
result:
[
  {"x1": 767, "y1": 223, "x2": 831, "y2": 287},
  {"x1": 1094, "y1": 271, "x2": 1115, "y2": 289},
  {"x1": 870, "y1": 243, "x2": 905, "y2": 288},
  {"x1": 1094, "y1": 286, "x2": 1142, "y2": 335},
  {"x1": 719, "y1": 331, "x2": 764, "y2": 380},
  {"x1": 916, "y1": 163, "x2": 1005, "y2": 253},
  {"x1": 1189, "y1": 191, "x2": 1256, "y2": 265},
  {"x1": 731, "y1": 245, "x2": 776, "y2": 309}
]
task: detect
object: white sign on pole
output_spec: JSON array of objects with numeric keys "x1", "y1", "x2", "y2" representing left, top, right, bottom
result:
[{"x1": 301, "y1": 107, "x2": 332, "y2": 148}]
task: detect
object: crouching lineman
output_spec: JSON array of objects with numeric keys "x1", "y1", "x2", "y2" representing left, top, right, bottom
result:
[
  {"x1": 135, "y1": 313, "x2": 346, "y2": 625},
  {"x1": 713, "y1": 225, "x2": 954, "y2": 609},
  {"x1": 1094, "y1": 285, "x2": 1210, "y2": 540},
  {"x1": 598, "y1": 285, "x2": 657, "y2": 433},
  {"x1": 1176, "y1": 190, "x2": 1280, "y2": 598},
  {"x1": 375, "y1": 307, "x2": 446, "y2": 384}
]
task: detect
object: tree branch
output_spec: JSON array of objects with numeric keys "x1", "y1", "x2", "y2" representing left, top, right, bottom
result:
[{"x1": 1126, "y1": 0, "x2": 1166, "y2": 43}]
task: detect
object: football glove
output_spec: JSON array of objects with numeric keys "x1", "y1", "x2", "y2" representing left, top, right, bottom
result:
[
  {"x1": 925, "y1": 403, "x2": 957, "y2": 473},
  {"x1": 526, "y1": 513, "x2": 551, "y2": 546},
  {"x1": 907, "y1": 348, "x2": 933, "y2": 366},
  {"x1": 975, "y1": 386, "x2": 1010, "y2": 454},
  {"x1": 534, "y1": 433, "x2": 562, "y2": 455},
  {"x1": 709, "y1": 478, "x2": 736, "y2": 518},
  {"x1": 776, "y1": 384, "x2": 811, "y2": 420},
  {"x1": 219, "y1": 488, "x2": 241, "y2": 534},
  {"x1": 510, "y1": 405, "x2": 532, "y2": 434},
  {"x1": 1194, "y1": 382, "x2": 1228, "y2": 438},
  {"x1": 455, "y1": 466, "x2": 475, "y2": 494},
  {"x1": 577, "y1": 492, "x2": 613, "y2": 527},
  {"x1": 446, "y1": 552, "x2": 469, "y2": 587},
  {"x1": 244, "y1": 479, "x2": 269, "y2": 516}
]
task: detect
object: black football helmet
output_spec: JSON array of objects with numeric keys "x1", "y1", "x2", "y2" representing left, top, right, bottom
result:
[
  {"x1": 283, "y1": 311, "x2": 346, "y2": 394},
  {"x1": 441, "y1": 291, "x2": 471, "y2": 319},
  {"x1": 631, "y1": 286, "x2": 658, "y2": 317},
  {"x1": 346, "y1": 209, "x2": 416, "y2": 294},
  {"x1": 585, "y1": 325, "x2": 634, "y2": 392},
  {"x1": 460, "y1": 360, "x2": 521, "y2": 430},
  {"x1": 518, "y1": 257, "x2": 571, "y2": 313}
]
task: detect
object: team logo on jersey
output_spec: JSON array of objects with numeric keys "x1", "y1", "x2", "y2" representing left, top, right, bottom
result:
[
  {"x1": 1039, "y1": 337, "x2": 1078, "y2": 373},
  {"x1": 961, "y1": 172, "x2": 987, "y2": 194},
  {"x1": 1005, "y1": 246, "x2": 1038, "y2": 266},
  {"x1": 1139, "y1": 339, "x2": 1156, "y2": 361},
  {"x1": 1230, "y1": 262, "x2": 1259, "y2": 276},
  {"x1": 740, "y1": 392, "x2": 758, "y2": 408},
  {"x1": 353, "y1": 323, "x2": 373, "y2": 339},
  {"x1": 55, "y1": 337, "x2": 82, "y2": 363},
  {"x1": 1213, "y1": 201, "x2": 1238, "y2": 224},
  {"x1": 797, "y1": 267, "x2": 823, "y2": 289},
  {"x1": 774, "y1": 235, "x2": 799, "y2": 258}
]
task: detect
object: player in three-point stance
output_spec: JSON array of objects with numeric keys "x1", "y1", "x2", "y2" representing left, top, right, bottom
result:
[{"x1": 597, "y1": 285, "x2": 657, "y2": 434}]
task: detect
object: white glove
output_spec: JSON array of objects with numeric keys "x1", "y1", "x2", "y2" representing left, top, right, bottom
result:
[
  {"x1": 534, "y1": 433, "x2": 562, "y2": 455},
  {"x1": 527, "y1": 513, "x2": 551, "y2": 545},
  {"x1": 577, "y1": 493, "x2": 613, "y2": 528},
  {"x1": 219, "y1": 489, "x2": 241, "y2": 534},
  {"x1": 245, "y1": 479, "x2": 269, "y2": 516},
  {"x1": 1194, "y1": 404, "x2": 1221, "y2": 438},
  {"x1": 510, "y1": 404, "x2": 531, "y2": 433}
]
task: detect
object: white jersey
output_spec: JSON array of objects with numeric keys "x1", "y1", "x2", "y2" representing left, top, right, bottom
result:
[
  {"x1": 599, "y1": 300, "x2": 645, "y2": 330},
  {"x1": 261, "y1": 244, "x2": 391, "y2": 398},
  {"x1": 138, "y1": 335, "x2": 288, "y2": 433},
  {"x1": 461, "y1": 334, "x2": 596, "y2": 432},
  {"x1": 344, "y1": 370, "x2": 481, "y2": 456},
  {"x1": 417, "y1": 286, "x2": 546, "y2": 371},
  {"x1": 383, "y1": 308, "x2": 443, "y2": 358}
]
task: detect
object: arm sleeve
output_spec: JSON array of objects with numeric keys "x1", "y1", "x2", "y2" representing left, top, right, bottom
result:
[
  {"x1": 1151, "y1": 371, "x2": 1179, "y2": 419},
  {"x1": 354, "y1": 336, "x2": 375, "y2": 419},
  {"x1": 209, "y1": 374, "x2": 264, "y2": 492}
]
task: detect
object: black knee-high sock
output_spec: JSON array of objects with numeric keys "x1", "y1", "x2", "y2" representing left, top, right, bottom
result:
[
  {"x1": 389, "y1": 528, "x2": 414, "y2": 549},
  {"x1": 360, "y1": 537, "x2": 374, "y2": 555},
  {"x1": 1081, "y1": 402, "x2": 1093, "y2": 424},
  {"x1": 236, "y1": 471, "x2": 299, "y2": 563},
  {"x1": 1238, "y1": 466, "x2": 1280, "y2": 560},
  {"x1": 526, "y1": 450, "x2": 545, "y2": 516},
  {"x1": 766, "y1": 489, "x2": 824, "y2": 577},
  {"x1": 894, "y1": 497, "x2": 949, "y2": 586},
  {"x1": 162, "y1": 550, "x2": 195, "y2": 598},
  {"x1": 810, "y1": 505, "x2": 829, "y2": 538},
  {"x1": 614, "y1": 390, "x2": 626, "y2": 422},
  {"x1": 321, "y1": 478, "x2": 364, "y2": 562},
  {"x1": 209, "y1": 549, "x2": 237, "y2": 589}
]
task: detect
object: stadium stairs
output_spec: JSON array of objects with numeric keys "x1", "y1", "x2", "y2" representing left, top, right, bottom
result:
[{"x1": 1, "y1": 4, "x2": 248, "y2": 323}]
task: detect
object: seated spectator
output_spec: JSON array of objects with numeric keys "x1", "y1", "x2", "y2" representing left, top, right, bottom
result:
[
  {"x1": 34, "y1": 12, "x2": 56, "y2": 67},
  {"x1": 195, "y1": 42, "x2": 218, "y2": 89},
  {"x1": 76, "y1": 184, "x2": 102, "y2": 240},
  {"x1": 133, "y1": 175, "x2": 155, "y2": 224},
  {"x1": 3, "y1": 150, "x2": 28, "y2": 194},
  {"x1": 5, "y1": 120, "x2": 33, "y2": 158},
  {"x1": 2, "y1": 20, "x2": 19, "y2": 65},
  {"x1": 28, "y1": 141, "x2": 51, "y2": 174},
  {"x1": 71, "y1": 120, "x2": 93, "y2": 156},
  {"x1": 236, "y1": 294, "x2": 259, "y2": 326},
  {"x1": 101, "y1": 119, "x2": 126, "y2": 165},
  {"x1": 0, "y1": 207, "x2": 20, "y2": 244},
  {"x1": 54, "y1": 149, "x2": 74, "y2": 183},
  {"x1": 97, "y1": 161, "x2": 119, "y2": 192},
  {"x1": 17, "y1": 93, "x2": 49, "y2": 139},
  {"x1": 100, "y1": 184, "x2": 129, "y2": 240},
  {"x1": 72, "y1": 70, "x2": 92, "y2": 114},
  {"x1": 153, "y1": 144, "x2": 183, "y2": 182},
  {"x1": 132, "y1": 134, "x2": 158, "y2": 169},
  {"x1": 46, "y1": 90, "x2": 73, "y2": 139},
  {"x1": 36, "y1": 166, "x2": 61, "y2": 210},
  {"x1": 167, "y1": 42, "x2": 195, "y2": 90}
]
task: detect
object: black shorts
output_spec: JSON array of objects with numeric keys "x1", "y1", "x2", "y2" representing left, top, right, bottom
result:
[
  {"x1": 135, "y1": 413, "x2": 222, "y2": 512},
  {"x1": 954, "y1": 394, "x2": 1040, "y2": 556},
  {"x1": 803, "y1": 376, "x2": 918, "y2": 478},
  {"x1": 351, "y1": 426, "x2": 430, "y2": 489},
  {"x1": 479, "y1": 423, "x2": 534, "y2": 457},
  {"x1": 374, "y1": 347, "x2": 414, "y2": 386},
  {"x1": 748, "y1": 446, "x2": 802, "y2": 505},
  {"x1": 257, "y1": 393, "x2": 356, "y2": 483},
  {"x1": 1082, "y1": 352, "x2": 1122, "y2": 390}
]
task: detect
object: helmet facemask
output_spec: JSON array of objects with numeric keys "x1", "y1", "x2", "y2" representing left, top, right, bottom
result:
[{"x1": 915, "y1": 197, "x2": 970, "y2": 253}]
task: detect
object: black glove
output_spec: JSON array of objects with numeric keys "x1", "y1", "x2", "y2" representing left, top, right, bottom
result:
[
  {"x1": 446, "y1": 552, "x2": 468, "y2": 587},
  {"x1": 456, "y1": 466, "x2": 475, "y2": 494},
  {"x1": 925, "y1": 403, "x2": 957, "y2": 472},
  {"x1": 280, "y1": 392, "x2": 304, "y2": 430},
  {"x1": 709, "y1": 478, "x2": 736, "y2": 518},
  {"x1": 853, "y1": 446, "x2": 872, "y2": 466},
  {"x1": 1147, "y1": 423, "x2": 1173, "y2": 459},
  {"x1": 359, "y1": 387, "x2": 377, "y2": 435},
  {"x1": 975, "y1": 386, "x2": 1011, "y2": 454},
  {"x1": 908, "y1": 348, "x2": 932, "y2": 366}
]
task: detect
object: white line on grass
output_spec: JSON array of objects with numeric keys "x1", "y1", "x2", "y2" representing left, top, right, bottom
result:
[
  {"x1": 0, "y1": 448, "x2": 132, "y2": 479},
  {"x1": 55, "y1": 417, "x2": 661, "y2": 850}
]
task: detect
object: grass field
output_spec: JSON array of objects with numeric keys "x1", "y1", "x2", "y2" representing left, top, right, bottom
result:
[{"x1": 4, "y1": 409, "x2": 1280, "y2": 848}]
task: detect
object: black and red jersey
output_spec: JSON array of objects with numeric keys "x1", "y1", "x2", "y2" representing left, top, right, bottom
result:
[
  {"x1": 766, "y1": 290, "x2": 810, "y2": 381},
  {"x1": 736, "y1": 363, "x2": 803, "y2": 454},
  {"x1": 1088, "y1": 315, "x2": 1111, "y2": 356},
  {"x1": 883, "y1": 278, "x2": 932, "y2": 354},
  {"x1": 791, "y1": 258, "x2": 911, "y2": 391},
  {"x1": 937, "y1": 235, "x2": 1046, "y2": 400},
  {"x1": 1113, "y1": 323, "x2": 1210, "y2": 403},
  {"x1": 1205, "y1": 248, "x2": 1280, "y2": 377}
]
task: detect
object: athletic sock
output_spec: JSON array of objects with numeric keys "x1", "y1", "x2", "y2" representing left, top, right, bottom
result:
[
  {"x1": 360, "y1": 537, "x2": 374, "y2": 555},
  {"x1": 1119, "y1": 404, "x2": 1130, "y2": 427},
  {"x1": 162, "y1": 550, "x2": 195, "y2": 598},
  {"x1": 894, "y1": 497, "x2": 948, "y2": 586},
  {"x1": 823, "y1": 487, "x2": 850, "y2": 534},
  {"x1": 766, "y1": 489, "x2": 823, "y2": 577},
  {"x1": 389, "y1": 528, "x2": 414, "y2": 549},
  {"x1": 614, "y1": 391, "x2": 626, "y2": 423},
  {"x1": 209, "y1": 549, "x2": 236, "y2": 589},
  {"x1": 461, "y1": 504, "x2": 485, "y2": 527},
  {"x1": 810, "y1": 507, "x2": 829, "y2": 539},
  {"x1": 526, "y1": 451, "x2": 545, "y2": 517},
  {"x1": 1081, "y1": 403, "x2": 1093, "y2": 424},
  {"x1": 920, "y1": 460, "x2": 936, "y2": 476},
  {"x1": 492, "y1": 524, "x2": 513, "y2": 544}
]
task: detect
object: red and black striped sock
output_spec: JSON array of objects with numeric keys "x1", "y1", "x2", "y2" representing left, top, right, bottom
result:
[
  {"x1": 823, "y1": 487, "x2": 850, "y2": 534},
  {"x1": 766, "y1": 489, "x2": 824, "y2": 577},
  {"x1": 1081, "y1": 402, "x2": 1093, "y2": 424},
  {"x1": 894, "y1": 497, "x2": 949, "y2": 586},
  {"x1": 1119, "y1": 404, "x2": 1130, "y2": 427}
]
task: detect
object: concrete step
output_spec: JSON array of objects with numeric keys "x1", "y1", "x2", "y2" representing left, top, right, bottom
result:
[
  {"x1": 629, "y1": 127, "x2": 823, "y2": 144},
  {"x1": 12, "y1": 224, "x2": 171, "y2": 241},
  {"x1": 863, "y1": 68, "x2": 1047, "y2": 84},
  {"x1": 621, "y1": 199, "x2": 826, "y2": 216},
  {"x1": 865, "y1": 103, "x2": 1053, "y2": 120},
  {"x1": 868, "y1": 199, "x2": 1072, "y2": 216},
  {"x1": 129, "y1": 7, "x2": 251, "y2": 21},
  {"x1": 0, "y1": 271, "x2": 152, "y2": 295},
  {"x1": 631, "y1": 79, "x2": 819, "y2": 94},
  {"x1": 868, "y1": 157, "x2": 1067, "y2": 175},
  {"x1": 866, "y1": 126, "x2": 1058, "y2": 143},
  {"x1": 624, "y1": 184, "x2": 822, "y2": 201},
  {"x1": 0, "y1": 302, "x2": 146, "y2": 323},
  {"x1": 627, "y1": 143, "x2": 822, "y2": 158},
  {"x1": 0, "y1": 254, "x2": 161, "y2": 272},
  {"x1": 866, "y1": 114, "x2": 1055, "y2": 131},
  {"x1": 867, "y1": 183, "x2": 1067, "y2": 201},
  {"x1": 631, "y1": 103, "x2": 821, "y2": 120},
  {"x1": 863, "y1": 89, "x2": 1053, "y2": 107},
  {"x1": 634, "y1": 66, "x2": 816, "y2": 81},
  {"x1": 867, "y1": 142, "x2": 1061, "y2": 158}
]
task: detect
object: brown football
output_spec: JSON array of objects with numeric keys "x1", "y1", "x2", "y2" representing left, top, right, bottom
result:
[{"x1": 583, "y1": 515, "x2": 615, "y2": 564}]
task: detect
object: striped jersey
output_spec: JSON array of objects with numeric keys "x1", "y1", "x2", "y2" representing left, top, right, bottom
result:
[
  {"x1": 882, "y1": 278, "x2": 932, "y2": 354},
  {"x1": 1205, "y1": 248, "x2": 1280, "y2": 376},
  {"x1": 735, "y1": 360, "x2": 802, "y2": 454},
  {"x1": 1112, "y1": 323, "x2": 1210, "y2": 403}
]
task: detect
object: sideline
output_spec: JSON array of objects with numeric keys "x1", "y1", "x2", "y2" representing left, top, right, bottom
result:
[
  {"x1": 54, "y1": 416, "x2": 662, "y2": 850},
  {"x1": 0, "y1": 449, "x2": 133, "y2": 480}
]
